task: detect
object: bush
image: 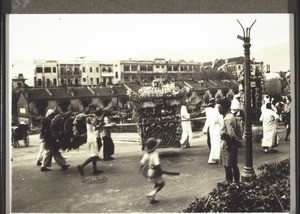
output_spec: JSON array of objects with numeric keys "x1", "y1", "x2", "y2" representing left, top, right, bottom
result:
[{"x1": 181, "y1": 159, "x2": 290, "y2": 212}]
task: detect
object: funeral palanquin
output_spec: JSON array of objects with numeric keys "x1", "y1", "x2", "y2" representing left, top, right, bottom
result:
[{"x1": 127, "y1": 79, "x2": 187, "y2": 149}]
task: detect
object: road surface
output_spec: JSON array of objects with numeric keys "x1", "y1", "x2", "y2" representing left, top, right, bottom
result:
[{"x1": 9, "y1": 125, "x2": 290, "y2": 213}]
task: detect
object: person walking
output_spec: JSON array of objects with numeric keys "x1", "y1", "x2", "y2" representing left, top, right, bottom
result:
[
  {"x1": 260, "y1": 103, "x2": 280, "y2": 153},
  {"x1": 36, "y1": 106, "x2": 57, "y2": 166},
  {"x1": 180, "y1": 103, "x2": 193, "y2": 148},
  {"x1": 283, "y1": 96, "x2": 291, "y2": 141},
  {"x1": 202, "y1": 98, "x2": 216, "y2": 150},
  {"x1": 102, "y1": 109, "x2": 116, "y2": 161},
  {"x1": 218, "y1": 98, "x2": 240, "y2": 184},
  {"x1": 77, "y1": 104, "x2": 103, "y2": 176},
  {"x1": 203, "y1": 100, "x2": 223, "y2": 164},
  {"x1": 38, "y1": 106, "x2": 70, "y2": 172},
  {"x1": 139, "y1": 138, "x2": 165, "y2": 204}
]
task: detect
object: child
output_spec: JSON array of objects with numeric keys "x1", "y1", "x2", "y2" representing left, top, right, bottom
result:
[{"x1": 139, "y1": 138, "x2": 165, "y2": 204}]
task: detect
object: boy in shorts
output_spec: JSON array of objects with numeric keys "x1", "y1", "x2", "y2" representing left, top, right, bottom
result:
[{"x1": 139, "y1": 138, "x2": 165, "y2": 204}]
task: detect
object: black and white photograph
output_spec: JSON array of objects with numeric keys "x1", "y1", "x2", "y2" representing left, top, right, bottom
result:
[{"x1": 7, "y1": 13, "x2": 294, "y2": 213}]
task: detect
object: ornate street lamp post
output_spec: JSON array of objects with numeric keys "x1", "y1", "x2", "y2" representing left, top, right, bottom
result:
[{"x1": 237, "y1": 19, "x2": 257, "y2": 182}]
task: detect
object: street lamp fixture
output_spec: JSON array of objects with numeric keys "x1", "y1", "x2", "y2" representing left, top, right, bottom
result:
[{"x1": 237, "y1": 19, "x2": 257, "y2": 182}]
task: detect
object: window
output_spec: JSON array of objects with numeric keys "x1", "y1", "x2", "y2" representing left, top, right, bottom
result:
[
  {"x1": 173, "y1": 66, "x2": 179, "y2": 71},
  {"x1": 167, "y1": 66, "x2": 172, "y2": 71},
  {"x1": 61, "y1": 78, "x2": 64, "y2": 84},
  {"x1": 96, "y1": 78, "x2": 100, "y2": 84},
  {"x1": 83, "y1": 78, "x2": 86, "y2": 82},
  {"x1": 53, "y1": 67, "x2": 56, "y2": 73},
  {"x1": 46, "y1": 79, "x2": 51, "y2": 86},
  {"x1": 74, "y1": 67, "x2": 79, "y2": 74},
  {"x1": 90, "y1": 78, "x2": 93, "y2": 85},
  {"x1": 36, "y1": 67, "x2": 43, "y2": 73},
  {"x1": 75, "y1": 78, "x2": 79, "y2": 85},
  {"x1": 60, "y1": 67, "x2": 66, "y2": 74},
  {"x1": 115, "y1": 71, "x2": 118, "y2": 79},
  {"x1": 156, "y1": 65, "x2": 160, "y2": 68},
  {"x1": 108, "y1": 67, "x2": 112, "y2": 72},
  {"x1": 96, "y1": 67, "x2": 99, "y2": 73},
  {"x1": 37, "y1": 79, "x2": 42, "y2": 86},
  {"x1": 123, "y1": 65, "x2": 130, "y2": 72},
  {"x1": 53, "y1": 78, "x2": 57, "y2": 86},
  {"x1": 140, "y1": 65, "x2": 146, "y2": 71},
  {"x1": 102, "y1": 67, "x2": 107, "y2": 72},
  {"x1": 147, "y1": 66, "x2": 153, "y2": 71},
  {"x1": 44, "y1": 67, "x2": 51, "y2": 73},
  {"x1": 90, "y1": 67, "x2": 93, "y2": 73},
  {"x1": 82, "y1": 67, "x2": 86, "y2": 73},
  {"x1": 131, "y1": 65, "x2": 137, "y2": 71}
]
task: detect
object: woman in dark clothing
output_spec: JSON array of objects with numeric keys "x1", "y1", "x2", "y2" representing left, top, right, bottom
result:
[{"x1": 102, "y1": 109, "x2": 116, "y2": 160}]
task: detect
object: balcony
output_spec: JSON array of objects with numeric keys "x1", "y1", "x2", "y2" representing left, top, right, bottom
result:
[{"x1": 60, "y1": 70, "x2": 81, "y2": 77}]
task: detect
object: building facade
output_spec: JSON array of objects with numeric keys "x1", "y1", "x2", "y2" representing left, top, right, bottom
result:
[
  {"x1": 34, "y1": 58, "x2": 121, "y2": 87},
  {"x1": 34, "y1": 56, "x2": 268, "y2": 87},
  {"x1": 203, "y1": 56, "x2": 269, "y2": 77},
  {"x1": 120, "y1": 58, "x2": 202, "y2": 83}
]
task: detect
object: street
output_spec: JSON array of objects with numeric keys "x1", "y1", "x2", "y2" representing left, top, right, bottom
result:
[{"x1": 10, "y1": 124, "x2": 290, "y2": 213}]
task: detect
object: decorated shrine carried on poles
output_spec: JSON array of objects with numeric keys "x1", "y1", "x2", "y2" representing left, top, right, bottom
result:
[{"x1": 127, "y1": 79, "x2": 187, "y2": 149}]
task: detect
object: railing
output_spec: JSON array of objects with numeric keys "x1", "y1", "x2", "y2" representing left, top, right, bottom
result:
[{"x1": 111, "y1": 116, "x2": 206, "y2": 127}]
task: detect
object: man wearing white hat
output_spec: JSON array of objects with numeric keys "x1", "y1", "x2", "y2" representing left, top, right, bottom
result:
[{"x1": 231, "y1": 94, "x2": 244, "y2": 142}]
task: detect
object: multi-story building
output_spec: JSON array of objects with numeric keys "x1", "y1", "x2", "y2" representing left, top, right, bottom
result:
[
  {"x1": 203, "y1": 56, "x2": 269, "y2": 77},
  {"x1": 34, "y1": 56, "x2": 268, "y2": 87},
  {"x1": 34, "y1": 58, "x2": 121, "y2": 87},
  {"x1": 120, "y1": 58, "x2": 202, "y2": 82}
]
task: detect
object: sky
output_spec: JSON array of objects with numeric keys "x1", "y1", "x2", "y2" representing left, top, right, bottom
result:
[{"x1": 7, "y1": 14, "x2": 292, "y2": 86}]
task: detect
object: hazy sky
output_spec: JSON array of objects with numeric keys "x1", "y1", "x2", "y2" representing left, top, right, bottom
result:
[{"x1": 8, "y1": 14, "x2": 292, "y2": 85}]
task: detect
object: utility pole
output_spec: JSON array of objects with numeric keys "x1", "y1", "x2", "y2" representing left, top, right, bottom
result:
[{"x1": 237, "y1": 19, "x2": 257, "y2": 182}]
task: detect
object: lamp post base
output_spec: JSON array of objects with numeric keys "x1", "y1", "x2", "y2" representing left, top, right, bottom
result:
[{"x1": 241, "y1": 166, "x2": 256, "y2": 182}]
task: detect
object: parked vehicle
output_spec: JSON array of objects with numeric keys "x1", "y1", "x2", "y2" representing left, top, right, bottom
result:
[{"x1": 11, "y1": 122, "x2": 29, "y2": 148}]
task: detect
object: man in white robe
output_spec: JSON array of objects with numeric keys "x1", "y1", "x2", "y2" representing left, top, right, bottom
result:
[
  {"x1": 180, "y1": 105, "x2": 193, "y2": 148},
  {"x1": 203, "y1": 103, "x2": 224, "y2": 164},
  {"x1": 260, "y1": 103, "x2": 280, "y2": 153}
]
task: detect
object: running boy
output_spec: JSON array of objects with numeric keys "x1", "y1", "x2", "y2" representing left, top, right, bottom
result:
[{"x1": 139, "y1": 138, "x2": 165, "y2": 204}]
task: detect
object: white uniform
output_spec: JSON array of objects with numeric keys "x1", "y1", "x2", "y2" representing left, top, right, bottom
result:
[
  {"x1": 260, "y1": 108, "x2": 279, "y2": 148},
  {"x1": 86, "y1": 116, "x2": 101, "y2": 157},
  {"x1": 204, "y1": 105, "x2": 224, "y2": 163},
  {"x1": 180, "y1": 105, "x2": 193, "y2": 146}
]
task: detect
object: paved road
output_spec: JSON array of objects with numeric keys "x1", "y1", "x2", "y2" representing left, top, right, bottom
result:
[{"x1": 9, "y1": 125, "x2": 290, "y2": 213}]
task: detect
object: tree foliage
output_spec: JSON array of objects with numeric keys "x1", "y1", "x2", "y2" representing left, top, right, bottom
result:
[
  {"x1": 265, "y1": 78, "x2": 281, "y2": 98},
  {"x1": 200, "y1": 68, "x2": 236, "y2": 81}
]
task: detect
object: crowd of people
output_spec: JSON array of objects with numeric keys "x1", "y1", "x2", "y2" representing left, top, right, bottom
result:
[
  {"x1": 33, "y1": 92, "x2": 291, "y2": 205},
  {"x1": 259, "y1": 94, "x2": 291, "y2": 153},
  {"x1": 198, "y1": 93, "x2": 291, "y2": 185},
  {"x1": 37, "y1": 104, "x2": 116, "y2": 173}
]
